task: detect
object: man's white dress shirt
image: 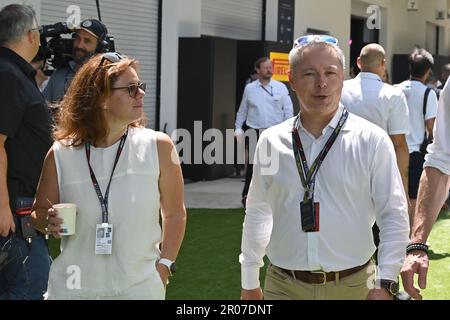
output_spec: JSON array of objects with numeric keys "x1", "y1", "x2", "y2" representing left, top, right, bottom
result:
[
  {"x1": 240, "y1": 105, "x2": 410, "y2": 290},
  {"x1": 425, "y1": 81, "x2": 450, "y2": 174},
  {"x1": 341, "y1": 72, "x2": 409, "y2": 135},
  {"x1": 395, "y1": 80, "x2": 438, "y2": 153},
  {"x1": 235, "y1": 79, "x2": 293, "y2": 134}
]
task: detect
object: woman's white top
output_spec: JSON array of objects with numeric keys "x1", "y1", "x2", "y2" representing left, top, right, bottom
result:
[{"x1": 47, "y1": 127, "x2": 165, "y2": 300}]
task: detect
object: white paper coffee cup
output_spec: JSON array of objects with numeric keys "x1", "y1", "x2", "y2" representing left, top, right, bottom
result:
[{"x1": 54, "y1": 203, "x2": 77, "y2": 236}]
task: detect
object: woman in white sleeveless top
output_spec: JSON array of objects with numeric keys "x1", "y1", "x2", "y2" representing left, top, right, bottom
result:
[{"x1": 31, "y1": 53, "x2": 186, "y2": 299}]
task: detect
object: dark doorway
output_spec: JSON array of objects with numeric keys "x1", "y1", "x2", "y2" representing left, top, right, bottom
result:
[{"x1": 350, "y1": 16, "x2": 379, "y2": 77}]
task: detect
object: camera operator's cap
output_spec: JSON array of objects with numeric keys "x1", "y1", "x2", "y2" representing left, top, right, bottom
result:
[{"x1": 78, "y1": 19, "x2": 108, "y2": 39}]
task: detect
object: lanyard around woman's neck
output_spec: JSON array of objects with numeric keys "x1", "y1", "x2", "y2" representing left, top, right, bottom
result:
[{"x1": 85, "y1": 130, "x2": 128, "y2": 223}]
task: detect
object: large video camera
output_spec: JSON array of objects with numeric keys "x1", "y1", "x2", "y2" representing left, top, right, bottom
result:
[{"x1": 39, "y1": 22, "x2": 115, "y2": 70}]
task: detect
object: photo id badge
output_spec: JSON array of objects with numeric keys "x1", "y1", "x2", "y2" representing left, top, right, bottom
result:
[
  {"x1": 95, "y1": 223, "x2": 113, "y2": 255},
  {"x1": 300, "y1": 200, "x2": 320, "y2": 233}
]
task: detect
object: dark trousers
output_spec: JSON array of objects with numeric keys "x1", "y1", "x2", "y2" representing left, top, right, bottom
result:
[
  {"x1": 408, "y1": 152, "x2": 426, "y2": 199},
  {"x1": 242, "y1": 128, "x2": 261, "y2": 198},
  {"x1": 0, "y1": 215, "x2": 51, "y2": 300},
  {"x1": 0, "y1": 234, "x2": 50, "y2": 300}
]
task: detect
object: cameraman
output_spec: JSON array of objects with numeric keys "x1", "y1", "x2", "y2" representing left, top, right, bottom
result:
[
  {"x1": 43, "y1": 19, "x2": 108, "y2": 103},
  {"x1": 0, "y1": 4, "x2": 52, "y2": 299}
]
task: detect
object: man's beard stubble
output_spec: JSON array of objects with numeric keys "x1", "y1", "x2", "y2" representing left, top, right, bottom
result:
[
  {"x1": 261, "y1": 73, "x2": 272, "y2": 81},
  {"x1": 72, "y1": 48, "x2": 94, "y2": 65}
]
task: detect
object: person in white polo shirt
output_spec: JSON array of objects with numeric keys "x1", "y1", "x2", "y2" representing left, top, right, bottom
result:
[
  {"x1": 240, "y1": 35, "x2": 409, "y2": 300},
  {"x1": 401, "y1": 80, "x2": 450, "y2": 300},
  {"x1": 396, "y1": 48, "x2": 438, "y2": 221},
  {"x1": 235, "y1": 57, "x2": 293, "y2": 207},
  {"x1": 341, "y1": 43, "x2": 409, "y2": 196}
]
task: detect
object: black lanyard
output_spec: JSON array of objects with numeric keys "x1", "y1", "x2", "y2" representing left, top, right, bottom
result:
[
  {"x1": 292, "y1": 109, "x2": 349, "y2": 201},
  {"x1": 260, "y1": 85, "x2": 274, "y2": 97},
  {"x1": 85, "y1": 130, "x2": 128, "y2": 223}
]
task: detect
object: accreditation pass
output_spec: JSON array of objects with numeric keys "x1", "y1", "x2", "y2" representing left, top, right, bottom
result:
[{"x1": 95, "y1": 223, "x2": 113, "y2": 255}]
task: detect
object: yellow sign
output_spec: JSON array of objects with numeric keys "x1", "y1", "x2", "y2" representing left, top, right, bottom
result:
[{"x1": 270, "y1": 52, "x2": 289, "y2": 82}]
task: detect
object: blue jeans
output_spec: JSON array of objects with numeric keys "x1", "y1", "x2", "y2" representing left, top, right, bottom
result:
[{"x1": 0, "y1": 234, "x2": 51, "y2": 300}]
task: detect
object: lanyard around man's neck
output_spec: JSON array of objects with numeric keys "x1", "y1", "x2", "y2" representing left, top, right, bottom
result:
[
  {"x1": 291, "y1": 109, "x2": 349, "y2": 201},
  {"x1": 260, "y1": 84, "x2": 273, "y2": 97}
]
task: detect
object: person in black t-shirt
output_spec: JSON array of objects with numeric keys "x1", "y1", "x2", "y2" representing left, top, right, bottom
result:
[{"x1": 0, "y1": 4, "x2": 52, "y2": 300}]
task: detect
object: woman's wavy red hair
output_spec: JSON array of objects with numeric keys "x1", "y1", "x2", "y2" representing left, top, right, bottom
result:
[{"x1": 54, "y1": 53, "x2": 147, "y2": 146}]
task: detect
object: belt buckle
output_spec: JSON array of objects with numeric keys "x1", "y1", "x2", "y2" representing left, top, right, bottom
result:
[{"x1": 311, "y1": 270, "x2": 327, "y2": 286}]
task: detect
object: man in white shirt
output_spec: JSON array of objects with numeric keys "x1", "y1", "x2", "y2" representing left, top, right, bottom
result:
[
  {"x1": 240, "y1": 35, "x2": 409, "y2": 300},
  {"x1": 401, "y1": 81, "x2": 450, "y2": 300},
  {"x1": 341, "y1": 44, "x2": 409, "y2": 195},
  {"x1": 235, "y1": 57, "x2": 293, "y2": 206},
  {"x1": 396, "y1": 49, "x2": 438, "y2": 220}
]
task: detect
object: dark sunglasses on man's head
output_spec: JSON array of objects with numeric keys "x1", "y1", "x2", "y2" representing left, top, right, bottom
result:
[
  {"x1": 293, "y1": 35, "x2": 339, "y2": 48},
  {"x1": 111, "y1": 82, "x2": 146, "y2": 98}
]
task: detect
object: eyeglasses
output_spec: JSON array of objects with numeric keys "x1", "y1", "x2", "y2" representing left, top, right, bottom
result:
[
  {"x1": 293, "y1": 35, "x2": 339, "y2": 48},
  {"x1": 29, "y1": 19, "x2": 41, "y2": 33},
  {"x1": 96, "y1": 52, "x2": 145, "y2": 97},
  {"x1": 29, "y1": 26, "x2": 40, "y2": 34},
  {"x1": 94, "y1": 52, "x2": 123, "y2": 77},
  {"x1": 97, "y1": 52, "x2": 123, "y2": 68},
  {"x1": 111, "y1": 82, "x2": 146, "y2": 98}
]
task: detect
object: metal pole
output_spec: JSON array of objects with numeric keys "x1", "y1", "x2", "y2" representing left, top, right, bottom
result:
[{"x1": 96, "y1": 0, "x2": 102, "y2": 21}]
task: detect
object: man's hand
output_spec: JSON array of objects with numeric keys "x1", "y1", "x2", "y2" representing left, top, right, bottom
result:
[
  {"x1": 366, "y1": 289, "x2": 394, "y2": 300},
  {"x1": 241, "y1": 288, "x2": 263, "y2": 300},
  {"x1": 235, "y1": 129, "x2": 245, "y2": 144},
  {"x1": 0, "y1": 205, "x2": 15, "y2": 237},
  {"x1": 401, "y1": 250, "x2": 428, "y2": 300}
]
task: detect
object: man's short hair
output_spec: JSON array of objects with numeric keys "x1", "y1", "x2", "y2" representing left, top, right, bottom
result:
[
  {"x1": 254, "y1": 57, "x2": 270, "y2": 70},
  {"x1": 0, "y1": 4, "x2": 36, "y2": 46},
  {"x1": 409, "y1": 48, "x2": 434, "y2": 78},
  {"x1": 359, "y1": 43, "x2": 385, "y2": 69},
  {"x1": 289, "y1": 39, "x2": 346, "y2": 76},
  {"x1": 441, "y1": 63, "x2": 450, "y2": 74}
]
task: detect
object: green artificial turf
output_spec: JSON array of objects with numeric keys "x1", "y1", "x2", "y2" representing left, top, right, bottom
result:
[
  {"x1": 48, "y1": 208, "x2": 449, "y2": 300},
  {"x1": 420, "y1": 209, "x2": 450, "y2": 300},
  {"x1": 166, "y1": 209, "x2": 245, "y2": 300}
]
